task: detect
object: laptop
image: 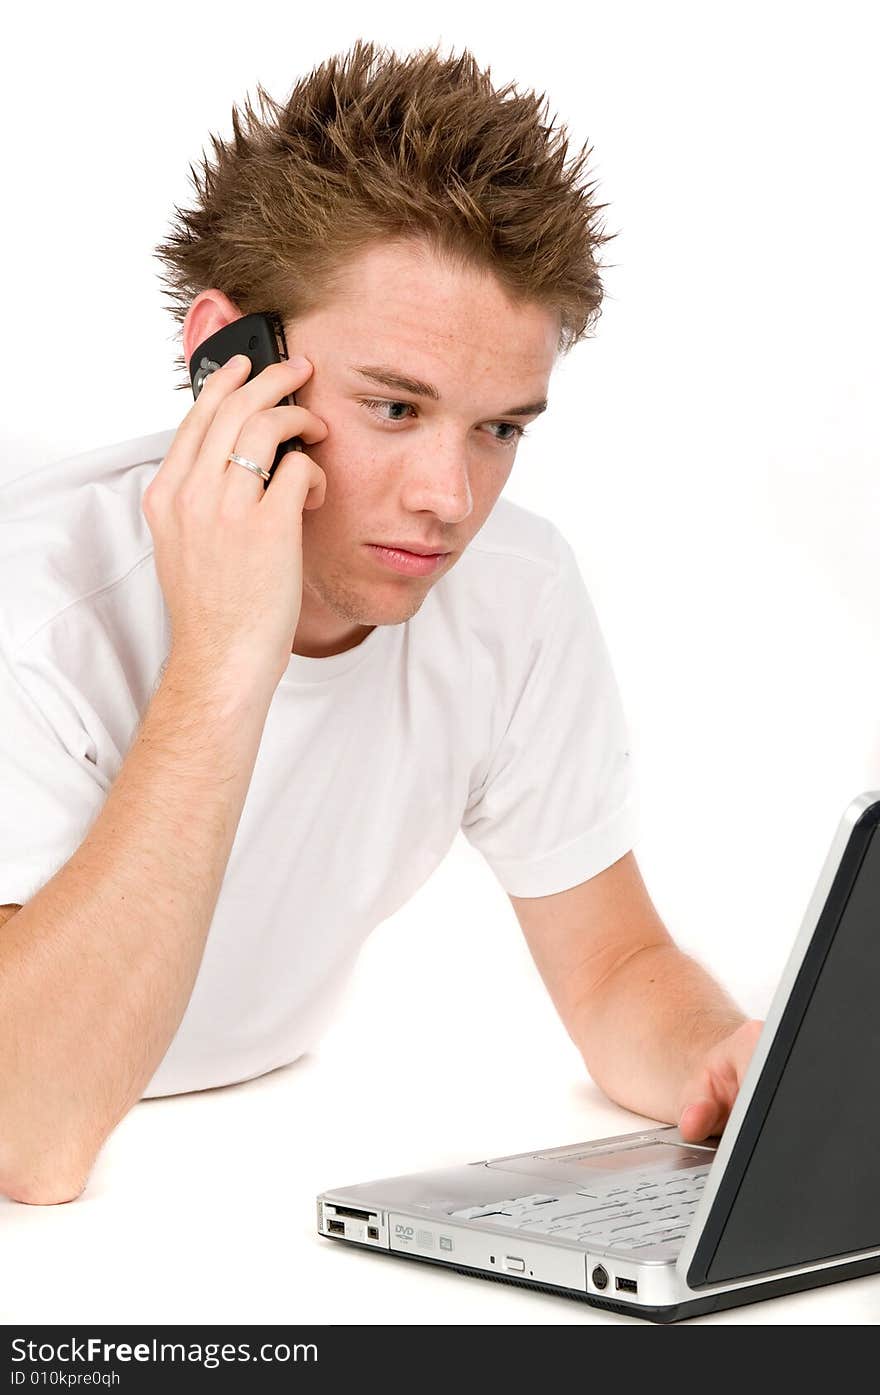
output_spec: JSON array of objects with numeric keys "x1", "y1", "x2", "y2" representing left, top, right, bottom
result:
[{"x1": 316, "y1": 791, "x2": 880, "y2": 1322}]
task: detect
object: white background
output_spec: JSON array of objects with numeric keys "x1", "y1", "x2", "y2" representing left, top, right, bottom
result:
[{"x1": 1, "y1": 0, "x2": 878, "y2": 1327}]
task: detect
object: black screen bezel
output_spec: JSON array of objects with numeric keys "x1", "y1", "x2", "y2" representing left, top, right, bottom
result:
[{"x1": 686, "y1": 798, "x2": 880, "y2": 1289}]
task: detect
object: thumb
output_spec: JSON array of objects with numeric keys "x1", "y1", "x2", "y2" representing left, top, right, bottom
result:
[{"x1": 678, "y1": 1096, "x2": 725, "y2": 1143}]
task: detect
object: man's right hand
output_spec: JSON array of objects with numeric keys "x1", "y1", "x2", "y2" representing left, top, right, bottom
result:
[{"x1": 142, "y1": 353, "x2": 328, "y2": 693}]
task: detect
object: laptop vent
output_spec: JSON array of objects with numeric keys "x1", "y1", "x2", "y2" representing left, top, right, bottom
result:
[{"x1": 445, "y1": 1263, "x2": 642, "y2": 1317}]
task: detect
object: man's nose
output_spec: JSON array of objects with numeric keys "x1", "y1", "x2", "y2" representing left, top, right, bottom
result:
[{"x1": 398, "y1": 437, "x2": 474, "y2": 523}]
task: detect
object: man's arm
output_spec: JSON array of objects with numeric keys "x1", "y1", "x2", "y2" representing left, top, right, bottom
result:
[
  {"x1": 0, "y1": 351, "x2": 327, "y2": 1207},
  {"x1": 509, "y1": 851, "x2": 761, "y2": 1138},
  {"x1": 0, "y1": 654, "x2": 274, "y2": 1206}
]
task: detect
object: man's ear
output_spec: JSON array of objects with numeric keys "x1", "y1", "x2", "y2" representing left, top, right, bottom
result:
[{"x1": 182, "y1": 289, "x2": 245, "y2": 367}]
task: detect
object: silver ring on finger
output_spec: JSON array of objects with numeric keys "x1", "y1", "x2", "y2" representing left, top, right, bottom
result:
[{"x1": 228, "y1": 452, "x2": 271, "y2": 482}]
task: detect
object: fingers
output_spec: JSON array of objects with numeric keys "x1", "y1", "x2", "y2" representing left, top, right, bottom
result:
[
  {"x1": 264, "y1": 449, "x2": 327, "y2": 516},
  {"x1": 733, "y1": 1019, "x2": 764, "y2": 1082},
  {"x1": 678, "y1": 1097, "x2": 724, "y2": 1142},
  {"x1": 150, "y1": 356, "x2": 323, "y2": 501},
  {"x1": 193, "y1": 358, "x2": 323, "y2": 496},
  {"x1": 151, "y1": 355, "x2": 252, "y2": 496}
]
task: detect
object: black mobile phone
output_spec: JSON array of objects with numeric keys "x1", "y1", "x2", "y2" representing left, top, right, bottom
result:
[{"x1": 187, "y1": 311, "x2": 304, "y2": 489}]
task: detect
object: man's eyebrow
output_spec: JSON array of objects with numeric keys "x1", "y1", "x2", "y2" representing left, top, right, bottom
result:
[{"x1": 348, "y1": 363, "x2": 548, "y2": 417}]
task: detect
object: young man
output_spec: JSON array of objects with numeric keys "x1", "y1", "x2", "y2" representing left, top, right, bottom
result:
[{"x1": 0, "y1": 41, "x2": 760, "y2": 1205}]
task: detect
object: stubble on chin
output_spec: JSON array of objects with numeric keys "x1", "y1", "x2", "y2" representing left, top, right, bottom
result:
[{"x1": 308, "y1": 562, "x2": 435, "y2": 629}]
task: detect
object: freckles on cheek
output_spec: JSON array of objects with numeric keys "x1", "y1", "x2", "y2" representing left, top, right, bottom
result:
[
  {"x1": 331, "y1": 454, "x2": 387, "y2": 504},
  {"x1": 354, "y1": 449, "x2": 388, "y2": 483}
]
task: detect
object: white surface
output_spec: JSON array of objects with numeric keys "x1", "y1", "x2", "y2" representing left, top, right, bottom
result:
[{"x1": 2, "y1": 0, "x2": 878, "y2": 1327}]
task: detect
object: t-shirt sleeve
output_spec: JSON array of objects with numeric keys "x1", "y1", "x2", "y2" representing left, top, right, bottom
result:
[
  {"x1": 460, "y1": 537, "x2": 639, "y2": 898},
  {"x1": 0, "y1": 642, "x2": 110, "y2": 907}
]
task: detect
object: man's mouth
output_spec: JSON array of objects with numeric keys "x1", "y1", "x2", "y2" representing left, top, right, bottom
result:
[
  {"x1": 364, "y1": 544, "x2": 448, "y2": 577},
  {"x1": 370, "y1": 540, "x2": 452, "y2": 556}
]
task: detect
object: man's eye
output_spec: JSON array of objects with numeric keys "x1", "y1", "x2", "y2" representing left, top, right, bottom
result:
[
  {"x1": 359, "y1": 399, "x2": 529, "y2": 448},
  {"x1": 361, "y1": 398, "x2": 414, "y2": 424}
]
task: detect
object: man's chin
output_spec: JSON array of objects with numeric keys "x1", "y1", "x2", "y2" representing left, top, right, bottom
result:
[
  {"x1": 307, "y1": 552, "x2": 452, "y2": 631},
  {"x1": 360, "y1": 589, "x2": 432, "y2": 627}
]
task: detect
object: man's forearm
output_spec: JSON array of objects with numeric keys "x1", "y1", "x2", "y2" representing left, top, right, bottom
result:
[
  {"x1": 570, "y1": 943, "x2": 748, "y2": 1126},
  {"x1": 0, "y1": 653, "x2": 274, "y2": 1204}
]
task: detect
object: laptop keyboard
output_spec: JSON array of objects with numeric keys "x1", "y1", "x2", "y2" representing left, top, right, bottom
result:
[{"x1": 446, "y1": 1165, "x2": 711, "y2": 1251}]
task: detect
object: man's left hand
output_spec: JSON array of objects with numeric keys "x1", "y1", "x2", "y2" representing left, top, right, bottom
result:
[{"x1": 677, "y1": 1018, "x2": 764, "y2": 1143}]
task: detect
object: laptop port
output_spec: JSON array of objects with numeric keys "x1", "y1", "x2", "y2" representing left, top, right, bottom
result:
[
  {"x1": 331, "y1": 1205, "x2": 374, "y2": 1222},
  {"x1": 327, "y1": 1219, "x2": 345, "y2": 1235},
  {"x1": 591, "y1": 1266, "x2": 609, "y2": 1290},
  {"x1": 367, "y1": 1226, "x2": 379, "y2": 1240},
  {"x1": 615, "y1": 1276, "x2": 638, "y2": 1294}
]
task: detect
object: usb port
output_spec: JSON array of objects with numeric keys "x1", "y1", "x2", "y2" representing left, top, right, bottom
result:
[
  {"x1": 327, "y1": 1219, "x2": 345, "y2": 1235},
  {"x1": 615, "y1": 1276, "x2": 638, "y2": 1294}
]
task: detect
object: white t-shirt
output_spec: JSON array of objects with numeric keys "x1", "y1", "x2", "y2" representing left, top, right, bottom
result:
[{"x1": 0, "y1": 429, "x2": 639, "y2": 1097}]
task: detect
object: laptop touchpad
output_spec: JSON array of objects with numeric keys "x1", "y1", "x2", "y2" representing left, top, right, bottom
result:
[{"x1": 485, "y1": 1140, "x2": 715, "y2": 1184}]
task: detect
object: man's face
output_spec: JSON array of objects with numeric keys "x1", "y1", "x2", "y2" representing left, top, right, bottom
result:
[{"x1": 285, "y1": 238, "x2": 559, "y2": 636}]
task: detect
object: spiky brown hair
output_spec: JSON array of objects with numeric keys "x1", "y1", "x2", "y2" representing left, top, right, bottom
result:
[{"x1": 153, "y1": 38, "x2": 617, "y2": 391}]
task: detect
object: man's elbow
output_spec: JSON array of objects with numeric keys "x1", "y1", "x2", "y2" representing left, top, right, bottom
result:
[
  {"x1": 0, "y1": 1151, "x2": 91, "y2": 1206},
  {"x1": 5, "y1": 1176, "x2": 88, "y2": 1206}
]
